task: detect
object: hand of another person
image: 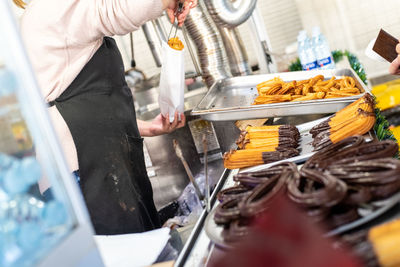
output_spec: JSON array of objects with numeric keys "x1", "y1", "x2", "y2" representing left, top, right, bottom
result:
[
  {"x1": 389, "y1": 43, "x2": 400, "y2": 75},
  {"x1": 165, "y1": 0, "x2": 198, "y2": 26},
  {"x1": 149, "y1": 112, "x2": 186, "y2": 136}
]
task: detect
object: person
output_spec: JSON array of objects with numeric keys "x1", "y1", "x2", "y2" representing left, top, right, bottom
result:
[
  {"x1": 389, "y1": 43, "x2": 400, "y2": 75},
  {"x1": 14, "y1": 0, "x2": 197, "y2": 235}
]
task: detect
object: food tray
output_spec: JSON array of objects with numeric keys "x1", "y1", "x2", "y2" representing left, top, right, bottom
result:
[
  {"x1": 204, "y1": 158, "x2": 400, "y2": 249},
  {"x1": 192, "y1": 68, "x2": 369, "y2": 121},
  {"x1": 238, "y1": 116, "x2": 374, "y2": 173}
]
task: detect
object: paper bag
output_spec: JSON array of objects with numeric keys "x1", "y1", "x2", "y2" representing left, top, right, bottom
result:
[{"x1": 158, "y1": 41, "x2": 185, "y2": 123}]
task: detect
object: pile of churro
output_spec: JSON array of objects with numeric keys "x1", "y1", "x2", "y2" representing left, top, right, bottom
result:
[{"x1": 254, "y1": 75, "x2": 362, "y2": 105}]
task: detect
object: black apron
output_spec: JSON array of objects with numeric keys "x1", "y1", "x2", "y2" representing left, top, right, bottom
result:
[{"x1": 49, "y1": 37, "x2": 160, "y2": 235}]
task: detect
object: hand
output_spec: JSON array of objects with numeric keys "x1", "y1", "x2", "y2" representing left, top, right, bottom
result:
[
  {"x1": 149, "y1": 112, "x2": 186, "y2": 136},
  {"x1": 389, "y1": 43, "x2": 400, "y2": 75},
  {"x1": 165, "y1": 0, "x2": 198, "y2": 26}
]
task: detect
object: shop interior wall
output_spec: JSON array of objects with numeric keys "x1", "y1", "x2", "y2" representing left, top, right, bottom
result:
[
  {"x1": 116, "y1": 0, "x2": 400, "y2": 81},
  {"x1": 9, "y1": 1, "x2": 400, "y2": 81}
]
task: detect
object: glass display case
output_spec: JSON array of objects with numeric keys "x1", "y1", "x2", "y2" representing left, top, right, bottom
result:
[{"x1": 0, "y1": 2, "x2": 103, "y2": 266}]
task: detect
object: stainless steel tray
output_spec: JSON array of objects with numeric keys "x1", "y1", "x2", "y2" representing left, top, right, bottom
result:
[
  {"x1": 192, "y1": 69, "x2": 369, "y2": 121},
  {"x1": 205, "y1": 162, "x2": 400, "y2": 249}
]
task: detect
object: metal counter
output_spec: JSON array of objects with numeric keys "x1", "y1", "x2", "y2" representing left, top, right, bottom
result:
[
  {"x1": 174, "y1": 114, "x2": 328, "y2": 267},
  {"x1": 174, "y1": 113, "x2": 400, "y2": 267}
]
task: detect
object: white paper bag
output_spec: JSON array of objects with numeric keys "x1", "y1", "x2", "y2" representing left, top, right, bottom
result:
[{"x1": 158, "y1": 41, "x2": 185, "y2": 123}]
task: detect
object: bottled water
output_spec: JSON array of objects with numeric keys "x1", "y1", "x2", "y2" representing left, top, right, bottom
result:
[
  {"x1": 297, "y1": 30, "x2": 318, "y2": 71},
  {"x1": 312, "y1": 26, "x2": 335, "y2": 70}
]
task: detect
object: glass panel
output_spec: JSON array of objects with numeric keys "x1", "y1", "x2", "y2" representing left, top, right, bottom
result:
[
  {"x1": 0, "y1": 2, "x2": 87, "y2": 265},
  {"x1": 0, "y1": 66, "x2": 77, "y2": 267}
]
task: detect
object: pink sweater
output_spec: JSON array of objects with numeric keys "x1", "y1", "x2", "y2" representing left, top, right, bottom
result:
[{"x1": 20, "y1": 0, "x2": 165, "y2": 191}]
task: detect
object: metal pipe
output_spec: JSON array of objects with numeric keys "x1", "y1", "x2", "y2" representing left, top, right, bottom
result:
[
  {"x1": 217, "y1": 27, "x2": 251, "y2": 76},
  {"x1": 152, "y1": 18, "x2": 167, "y2": 43},
  {"x1": 184, "y1": 1, "x2": 231, "y2": 87},
  {"x1": 204, "y1": 0, "x2": 257, "y2": 28},
  {"x1": 141, "y1": 22, "x2": 162, "y2": 67},
  {"x1": 247, "y1": 7, "x2": 276, "y2": 73},
  {"x1": 182, "y1": 26, "x2": 202, "y2": 77}
]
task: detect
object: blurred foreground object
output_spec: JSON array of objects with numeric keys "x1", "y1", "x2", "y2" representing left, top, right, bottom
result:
[{"x1": 211, "y1": 195, "x2": 361, "y2": 267}]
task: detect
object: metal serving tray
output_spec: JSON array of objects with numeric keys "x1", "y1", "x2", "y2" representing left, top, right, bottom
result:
[{"x1": 192, "y1": 68, "x2": 369, "y2": 121}]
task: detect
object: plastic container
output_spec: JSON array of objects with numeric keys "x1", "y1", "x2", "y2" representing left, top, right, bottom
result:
[
  {"x1": 312, "y1": 26, "x2": 335, "y2": 70},
  {"x1": 297, "y1": 30, "x2": 318, "y2": 71}
]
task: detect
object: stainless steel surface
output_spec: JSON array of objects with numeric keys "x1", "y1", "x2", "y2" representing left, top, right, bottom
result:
[
  {"x1": 203, "y1": 135, "x2": 210, "y2": 212},
  {"x1": 146, "y1": 116, "x2": 226, "y2": 210},
  {"x1": 203, "y1": 160, "x2": 400, "y2": 249},
  {"x1": 247, "y1": 8, "x2": 276, "y2": 73},
  {"x1": 176, "y1": 115, "x2": 323, "y2": 267},
  {"x1": 192, "y1": 68, "x2": 370, "y2": 121},
  {"x1": 326, "y1": 191, "x2": 400, "y2": 237},
  {"x1": 182, "y1": 27, "x2": 202, "y2": 77},
  {"x1": 184, "y1": 1, "x2": 231, "y2": 87},
  {"x1": 175, "y1": 114, "x2": 382, "y2": 266},
  {"x1": 173, "y1": 139, "x2": 204, "y2": 200},
  {"x1": 142, "y1": 22, "x2": 162, "y2": 67},
  {"x1": 132, "y1": 86, "x2": 231, "y2": 210},
  {"x1": 204, "y1": 0, "x2": 257, "y2": 28},
  {"x1": 152, "y1": 18, "x2": 167, "y2": 43},
  {"x1": 218, "y1": 27, "x2": 251, "y2": 76},
  {"x1": 175, "y1": 168, "x2": 234, "y2": 267}
]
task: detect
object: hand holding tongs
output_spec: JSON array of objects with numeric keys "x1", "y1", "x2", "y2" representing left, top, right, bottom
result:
[{"x1": 168, "y1": 1, "x2": 184, "y2": 40}]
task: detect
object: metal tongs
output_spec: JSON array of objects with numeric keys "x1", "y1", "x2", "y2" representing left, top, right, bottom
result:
[
  {"x1": 173, "y1": 139, "x2": 204, "y2": 201},
  {"x1": 168, "y1": 1, "x2": 184, "y2": 40}
]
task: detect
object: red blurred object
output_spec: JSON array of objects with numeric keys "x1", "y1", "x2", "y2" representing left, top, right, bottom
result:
[{"x1": 211, "y1": 194, "x2": 362, "y2": 267}]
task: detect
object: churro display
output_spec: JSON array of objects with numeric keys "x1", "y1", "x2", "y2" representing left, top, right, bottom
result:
[
  {"x1": 254, "y1": 75, "x2": 363, "y2": 105},
  {"x1": 223, "y1": 125, "x2": 300, "y2": 169},
  {"x1": 310, "y1": 94, "x2": 376, "y2": 150},
  {"x1": 214, "y1": 136, "x2": 400, "y2": 243}
]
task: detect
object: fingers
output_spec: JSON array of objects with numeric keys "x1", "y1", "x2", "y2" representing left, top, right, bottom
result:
[
  {"x1": 389, "y1": 55, "x2": 400, "y2": 75},
  {"x1": 190, "y1": 0, "x2": 198, "y2": 8},
  {"x1": 161, "y1": 113, "x2": 170, "y2": 129},
  {"x1": 166, "y1": 8, "x2": 175, "y2": 23},
  {"x1": 177, "y1": 113, "x2": 186, "y2": 128},
  {"x1": 177, "y1": 0, "x2": 197, "y2": 26},
  {"x1": 396, "y1": 43, "x2": 400, "y2": 54},
  {"x1": 177, "y1": 9, "x2": 190, "y2": 26},
  {"x1": 170, "y1": 111, "x2": 180, "y2": 129}
]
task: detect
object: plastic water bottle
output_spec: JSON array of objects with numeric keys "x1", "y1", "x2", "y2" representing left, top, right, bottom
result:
[
  {"x1": 312, "y1": 26, "x2": 335, "y2": 70},
  {"x1": 297, "y1": 30, "x2": 318, "y2": 71}
]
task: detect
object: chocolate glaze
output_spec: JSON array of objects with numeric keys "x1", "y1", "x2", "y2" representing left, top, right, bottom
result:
[
  {"x1": 221, "y1": 218, "x2": 252, "y2": 243},
  {"x1": 216, "y1": 134, "x2": 400, "y2": 242},
  {"x1": 262, "y1": 148, "x2": 300, "y2": 163},
  {"x1": 328, "y1": 205, "x2": 360, "y2": 229},
  {"x1": 287, "y1": 168, "x2": 347, "y2": 208},
  {"x1": 236, "y1": 125, "x2": 300, "y2": 149},
  {"x1": 239, "y1": 168, "x2": 291, "y2": 217},
  {"x1": 342, "y1": 186, "x2": 372, "y2": 206},
  {"x1": 214, "y1": 198, "x2": 242, "y2": 225},
  {"x1": 217, "y1": 186, "x2": 252, "y2": 202},
  {"x1": 310, "y1": 119, "x2": 331, "y2": 137}
]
